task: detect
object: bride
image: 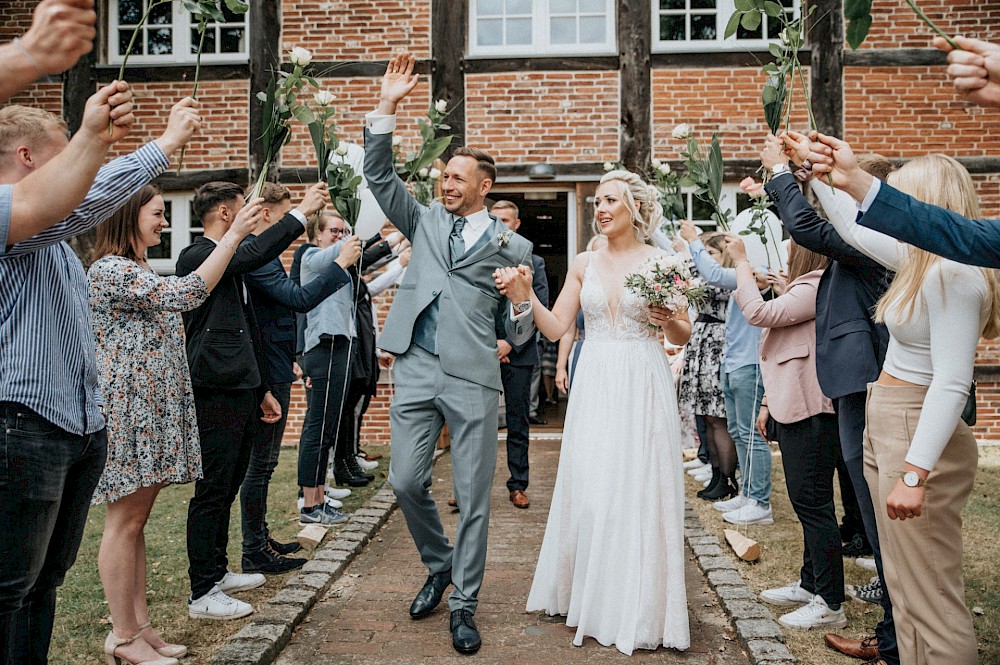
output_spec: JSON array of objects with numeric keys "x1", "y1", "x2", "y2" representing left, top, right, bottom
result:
[{"x1": 496, "y1": 169, "x2": 692, "y2": 655}]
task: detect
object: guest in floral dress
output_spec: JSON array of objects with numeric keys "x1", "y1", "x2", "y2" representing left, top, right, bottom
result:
[{"x1": 88, "y1": 184, "x2": 262, "y2": 664}]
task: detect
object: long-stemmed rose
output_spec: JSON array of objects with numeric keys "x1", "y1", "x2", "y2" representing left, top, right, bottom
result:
[
  {"x1": 649, "y1": 158, "x2": 685, "y2": 236},
  {"x1": 674, "y1": 125, "x2": 733, "y2": 231},
  {"x1": 738, "y1": 176, "x2": 784, "y2": 270},
  {"x1": 110, "y1": 0, "x2": 172, "y2": 133},
  {"x1": 846, "y1": 0, "x2": 958, "y2": 50},
  {"x1": 394, "y1": 99, "x2": 454, "y2": 205}
]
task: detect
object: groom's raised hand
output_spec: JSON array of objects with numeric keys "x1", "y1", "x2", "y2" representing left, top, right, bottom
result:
[{"x1": 377, "y1": 52, "x2": 420, "y2": 116}]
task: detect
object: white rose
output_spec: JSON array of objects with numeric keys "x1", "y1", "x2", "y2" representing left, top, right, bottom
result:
[
  {"x1": 392, "y1": 135, "x2": 403, "y2": 146},
  {"x1": 779, "y1": 29, "x2": 789, "y2": 45},
  {"x1": 434, "y1": 99, "x2": 448, "y2": 113},
  {"x1": 672, "y1": 124, "x2": 692, "y2": 140},
  {"x1": 603, "y1": 162, "x2": 614, "y2": 172},
  {"x1": 289, "y1": 47, "x2": 312, "y2": 66},
  {"x1": 658, "y1": 162, "x2": 671, "y2": 175},
  {"x1": 429, "y1": 167, "x2": 442, "y2": 179},
  {"x1": 313, "y1": 90, "x2": 334, "y2": 106},
  {"x1": 334, "y1": 142, "x2": 349, "y2": 156},
  {"x1": 651, "y1": 158, "x2": 662, "y2": 169},
  {"x1": 418, "y1": 167, "x2": 429, "y2": 177}
]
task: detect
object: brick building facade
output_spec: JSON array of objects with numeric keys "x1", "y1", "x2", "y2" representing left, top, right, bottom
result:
[{"x1": 4, "y1": 0, "x2": 1000, "y2": 442}]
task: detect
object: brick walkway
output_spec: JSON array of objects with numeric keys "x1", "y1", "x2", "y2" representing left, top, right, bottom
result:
[{"x1": 275, "y1": 437, "x2": 750, "y2": 664}]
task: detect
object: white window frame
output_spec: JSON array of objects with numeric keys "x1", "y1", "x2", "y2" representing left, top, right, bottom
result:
[
  {"x1": 107, "y1": 0, "x2": 249, "y2": 66},
  {"x1": 682, "y1": 183, "x2": 743, "y2": 231},
  {"x1": 468, "y1": 0, "x2": 617, "y2": 59},
  {"x1": 651, "y1": 0, "x2": 798, "y2": 54},
  {"x1": 148, "y1": 191, "x2": 200, "y2": 275}
]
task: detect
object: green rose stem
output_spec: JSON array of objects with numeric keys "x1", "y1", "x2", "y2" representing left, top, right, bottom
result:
[
  {"x1": 905, "y1": 0, "x2": 958, "y2": 50},
  {"x1": 110, "y1": 0, "x2": 171, "y2": 134},
  {"x1": 175, "y1": 26, "x2": 207, "y2": 172}
]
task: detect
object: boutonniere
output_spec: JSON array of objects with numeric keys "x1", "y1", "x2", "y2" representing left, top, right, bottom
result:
[{"x1": 497, "y1": 231, "x2": 513, "y2": 249}]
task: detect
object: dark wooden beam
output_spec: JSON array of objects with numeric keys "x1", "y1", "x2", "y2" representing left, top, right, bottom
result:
[
  {"x1": 494, "y1": 158, "x2": 766, "y2": 180},
  {"x1": 844, "y1": 48, "x2": 948, "y2": 67},
  {"x1": 154, "y1": 168, "x2": 250, "y2": 190},
  {"x1": 464, "y1": 56, "x2": 619, "y2": 74},
  {"x1": 92, "y1": 64, "x2": 249, "y2": 84},
  {"x1": 64, "y1": 41, "x2": 97, "y2": 133},
  {"x1": 809, "y1": 0, "x2": 844, "y2": 136},
  {"x1": 248, "y1": 0, "x2": 281, "y2": 186},
  {"x1": 618, "y1": 0, "x2": 652, "y2": 172},
  {"x1": 651, "y1": 50, "x2": 801, "y2": 69},
  {"x1": 283, "y1": 60, "x2": 433, "y2": 78},
  {"x1": 431, "y1": 0, "x2": 467, "y2": 153}
]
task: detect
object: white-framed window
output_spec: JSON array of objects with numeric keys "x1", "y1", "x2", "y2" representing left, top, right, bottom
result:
[
  {"x1": 652, "y1": 0, "x2": 797, "y2": 53},
  {"x1": 469, "y1": 0, "x2": 616, "y2": 58},
  {"x1": 148, "y1": 191, "x2": 201, "y2": 274},
  {"x1": 108, "y1": 0, "x2": 248, "y2": 65},
  {"x1": 682, "y1": 183, "x2": 745, "y2": 231}
]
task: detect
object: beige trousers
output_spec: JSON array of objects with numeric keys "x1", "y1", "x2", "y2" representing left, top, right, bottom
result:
[{"x1": 863, "y1": 383, "x2": 979, "y2": 665}]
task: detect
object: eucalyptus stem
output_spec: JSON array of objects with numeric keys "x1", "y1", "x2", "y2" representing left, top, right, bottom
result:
[
  {"x1": 250, "y1": 163, "x2": 268, "y2": 201},
  {"x1": 905, "y1": 0, "x2": 959, "y2": 50},
  {"x1": 111, "y1": 0, "x2": 169, "y2": 134},
  {"x1": 764, "y1": 213, "x2": 785, "y2": 271},
  {"x1": 175, "y1": 28, "x2": 207, "y2": 172}
]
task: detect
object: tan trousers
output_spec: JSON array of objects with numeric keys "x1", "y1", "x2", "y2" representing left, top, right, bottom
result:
[{"x1": 863, "y1": 383, "x2": 979, "y2": 665}]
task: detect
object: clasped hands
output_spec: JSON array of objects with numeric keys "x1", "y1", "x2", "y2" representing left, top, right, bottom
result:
[{"x1": 494, "y1": 265, "x2": 533, "y2": 303}]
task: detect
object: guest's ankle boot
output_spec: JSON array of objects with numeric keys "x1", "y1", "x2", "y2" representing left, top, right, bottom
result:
[
  {"x1": 346, "y1": 454, "x2": 375, "y2": 482},
  {"x1": 701, "y1": 473, "x2": 738, "y2": 500},
  {"x1": 334, "y1": 457, "x2": 370, "y2": 487},
  {"x1": 697, "y1": 467, "x2": 722, "y2": 499}
]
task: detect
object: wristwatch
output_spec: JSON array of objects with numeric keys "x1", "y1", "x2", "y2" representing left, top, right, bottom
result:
[
  {"x1": 771, "y1": 162, "x2": 790, "y2": 176},
  {"x1": 900, "y1": 471, "x2": 926, "y2": 488},
  {"x1": 513, "y1": 301, "x2": 531, "y2": 315}
]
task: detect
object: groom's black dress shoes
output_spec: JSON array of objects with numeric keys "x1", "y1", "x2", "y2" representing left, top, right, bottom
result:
[
  {"x1": 409, "y1": 569, "x2": 451, "y2": 619},
  {"x1": 450, "y1": 609, "x2": 482, "y2": 654}
]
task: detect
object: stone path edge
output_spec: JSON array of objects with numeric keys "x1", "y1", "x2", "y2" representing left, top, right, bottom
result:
[
  {"x1": 683, "y1": 503, "x2": 795, "y2": 664},
  {"x1": 211, "y1": 450, "x2": 443, "y2": 665}
]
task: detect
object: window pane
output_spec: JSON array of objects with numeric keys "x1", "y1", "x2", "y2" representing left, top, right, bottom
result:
[
  {"x1": 148, "y1": 27, "x2": 172, "y2": 54},
  {"x1": 691, "y1": 0, "x2": 716, "y2": 8},
  {"x1": 221, "y1": 4, "x2": 244, "y2": 21},
  {"x1": 147, "y1": 230, "x2": 171, "y2": 259},
  {"x1": 477, "y1": 18, "x2": 503, "y2": 45},
  {"x1": 659, "y1": 0, "x2": 685, "y2": 8},
  {"x1": 691, "y1": 13, "x2": 716, "y2": 40},
  {"x1": 477, "y1": 0, "x2": 502, "y2": 16},
  {"x1": 220, "y1": 27, "x2": 244, "y2": 53},
  {"x1": 579, "y1": 16, "x2": 605, "y2": 43},
  {"x1": 736, "y1": 22, "x2": 763, "y2": 40},
  {"x1": 119, "y1": 29, "x2": 140, "y2": 55},
  {"x1": 766, "y1": 18, "x2": 781, "y2": 39},
  {"x1": 550, "y1": 17, "x2": 577, "y2": 44},
  {"x1": 506, "y1": 0, "x2": 532, "y2": 14},
  {"x1": 192, "y1": 27, "x2": 217, "y2": 53},
  {"x1": 551, "y1": 0, "x2": 576, "y2": 12},
  {"x1": 736, "y1": 192, "x2": 752, "y2": 213},
  {"x1": 659, "y1": 15, "x2": 686, "y2": 41},
  {"x1": 507, "y1": 17, "x2": 532, "y2": 44},
  {"x1": 119, "y1": 0, "x2": 142, "y2": 25},
  {"x1": 149, "y1": 1, "x2": 171, "y2": 25},
  {"x1": 691, "y1": 196, "x2": 715, "y2": 223},
  {"x1": 580, "y1": 0, "x2": 604, "y2": 11}
]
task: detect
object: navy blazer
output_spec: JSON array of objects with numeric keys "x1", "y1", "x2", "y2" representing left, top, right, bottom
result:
[
  {"x1": 244, "y1": 235, "x2": 350, "y2": 386},
  {"x1": 860, "y1": 181, "x2": 1000, "y2": 269},
  {"x1": 495, "y1": 253, "x2": 548, "y2": 368},
  {"x1": 765, "y1": 174, "x2": 892, "y2": 399}
]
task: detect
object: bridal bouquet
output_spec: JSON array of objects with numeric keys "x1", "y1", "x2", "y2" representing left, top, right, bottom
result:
[{"x1": 625, "y1": 255, "x2": 705, "y2": 324}]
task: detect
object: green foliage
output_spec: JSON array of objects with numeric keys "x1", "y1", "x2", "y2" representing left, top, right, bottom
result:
[
  {"x1": 738, "y1": 186, "x2": 784, "y2": 270},
  {"x1": 648, "y1": 161, "x2": 685, "y2": 236},
  {"x1": 675, "y1": 131, "x2": 733, "y2": 231},
  {"x1": 250, "y1": 58, "x2": 310, "y2": 199},
  {"x1": 394, "y1": 102, "x2": 455, "y2": 206},
  {"x1": 845, "y1": 0, "x2": 957, "y2": 50}
]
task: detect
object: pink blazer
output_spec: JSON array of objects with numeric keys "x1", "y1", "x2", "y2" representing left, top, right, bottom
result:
[{"x1": 733, "y1": 269, "x2": 833, "y2": 424}]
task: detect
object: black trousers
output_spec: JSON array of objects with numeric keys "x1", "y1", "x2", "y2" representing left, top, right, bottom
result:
[
  {"x1": 772, "y1": 413, "x2": 844, "y2": 605},
  {"x1": 501, "y1": 363, "x2": 532, "y2": 492},
  {"x1": 240, "y1": 381, "x2": 292, "y2": 555},
  {"x1": 299, "y1": 336, "x2": 357, "y2": 487},
  {"x1": 187, "y1": 388, "x2": 259, "y2": 599}
]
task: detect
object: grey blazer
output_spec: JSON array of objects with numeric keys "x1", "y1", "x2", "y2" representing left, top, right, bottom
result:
[{"x1": 364, "y1": 129, "x2": 535, "y2": 391}]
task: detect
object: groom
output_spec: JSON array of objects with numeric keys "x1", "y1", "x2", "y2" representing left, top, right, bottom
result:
[{"x1": 364, "y1": 52, "x2": 536, "y2": 654}]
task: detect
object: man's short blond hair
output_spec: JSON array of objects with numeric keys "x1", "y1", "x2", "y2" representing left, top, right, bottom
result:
[
  {"x1": 491, "y1": 200, "x2": 519, "y2": 218},
  {"x1": 0, "y1": 105, "x2": 68, "y2": 170},
  {"x1": 247, "y1": 181, "x2": 290, "y2": 206}
]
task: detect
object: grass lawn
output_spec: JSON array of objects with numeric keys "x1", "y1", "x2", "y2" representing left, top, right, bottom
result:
[
  {"x1": 687, "y1": 445, "x2": 1000, "y2": 665},
  {"x1": 48, "y1": 444, "x2": 390, "y2": 665}
]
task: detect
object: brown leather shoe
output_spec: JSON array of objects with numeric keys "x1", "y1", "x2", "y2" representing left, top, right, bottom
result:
[
  {"x1": 509, "y1": 490, "x2": 530, "y2": 509},
  {"x1": 824, "y1": 633, "x2": 879, "y2": 660},
  {"x1": 447, "y1": 496, "x2": 458, "y2": 509}
]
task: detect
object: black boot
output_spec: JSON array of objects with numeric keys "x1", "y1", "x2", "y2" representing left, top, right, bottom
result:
[
  {"x1": 696, "y1": 467, "x2": 722, "y2": 499},
  {"x1": 346, "y1": 454, "x2": 375, "y2": 482},
  {"x1": 700, "y1": 473, "x2": 738, "y2": 501},
  {"x1": 334, "y1": 457, "x2": 370, "y2": 487}
]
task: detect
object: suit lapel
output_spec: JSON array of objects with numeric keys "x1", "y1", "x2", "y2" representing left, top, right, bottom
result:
[{"x1": 452, "y1": 218, "x2": 502, "y2": 270}]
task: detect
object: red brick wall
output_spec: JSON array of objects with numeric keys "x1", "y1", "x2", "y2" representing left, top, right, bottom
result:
[
  {"x1": 0, "y1": 2, "x2": 34, "y2": 41},
  {"x1": 280, "y1": 0, "x2": 431, "y2": 60},
  {"x1": 651, "y1": 68, "x2": 811, "y2": 160},
  {"x1": 465, "y1": 72, "x2": 620, "y2": 163},
  {"x1": 5, "y1": 82, "x2": 63, "y2": 115},
  {"x1": 852, "y1": 1, "x2": 997, "y2": 49}
]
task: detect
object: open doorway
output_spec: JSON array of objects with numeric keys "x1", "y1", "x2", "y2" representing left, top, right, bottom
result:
[{"x1": 487, "y1": 188, "x2": 572, "y2": 432}]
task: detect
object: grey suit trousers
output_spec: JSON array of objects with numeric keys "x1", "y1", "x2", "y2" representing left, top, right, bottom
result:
[{"x1": 388, "y1": 345, "x2": 499, "y2": 613}]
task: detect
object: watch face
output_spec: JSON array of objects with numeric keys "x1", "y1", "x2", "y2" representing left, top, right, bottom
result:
[{"x1": 902, "y1": 471, "x2": 920, "y2": 487}]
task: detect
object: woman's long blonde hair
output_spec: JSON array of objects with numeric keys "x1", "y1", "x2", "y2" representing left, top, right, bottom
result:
[{"x1": 874, "y1": 154, "x2": 1000, "y2": 339}]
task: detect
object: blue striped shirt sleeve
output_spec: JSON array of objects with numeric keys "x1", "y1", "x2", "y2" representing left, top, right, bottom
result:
[{"x1": 0, "y1": 184, "x2": 11, "y2": 253}]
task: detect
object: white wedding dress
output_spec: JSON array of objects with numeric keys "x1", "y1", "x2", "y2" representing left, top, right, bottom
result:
[{"x1": 526, "y1": 254, "x2": 690, "y2": 655}]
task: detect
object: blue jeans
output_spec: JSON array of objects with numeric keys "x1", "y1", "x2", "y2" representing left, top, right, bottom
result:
[
  {"x1": 240, "y1": 382, "x2": 292, "y2": 555},
  {"x1": 0, "y1": 403, "x2": 107, "y2": 664},
  {"x1": 722, "y1": 365, "x2": 771, "y2": 505}
]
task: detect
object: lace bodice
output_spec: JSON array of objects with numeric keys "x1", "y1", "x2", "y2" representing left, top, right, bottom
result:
[{"x1": 579, "y1": 256, "x2": 657, "y2": 341}]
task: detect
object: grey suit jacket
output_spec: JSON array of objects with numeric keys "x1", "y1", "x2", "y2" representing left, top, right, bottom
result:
[{"x1": 364, "y1": 129, "x2": 535, "y2": 391}]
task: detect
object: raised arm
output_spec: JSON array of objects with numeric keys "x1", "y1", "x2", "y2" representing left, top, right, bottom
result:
[
  {"x1": 246, "y1": 254, "x2": 349, "y2": 312},
  {"x1": 815, "y1": 181, "x2": 903, "y2": 271},
  {"x1": 88, "y1": 256, "x2": 209, "y2": 313}
]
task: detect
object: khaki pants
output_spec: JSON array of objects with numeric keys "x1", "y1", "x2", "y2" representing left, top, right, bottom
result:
[{"x1": 863, "y1": 383, "x2": 979, "y2": 665}]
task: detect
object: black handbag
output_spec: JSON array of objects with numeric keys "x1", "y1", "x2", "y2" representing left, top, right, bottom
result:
[{"x1": 961, "y1": 381, "x2": 977, "y2": 427}]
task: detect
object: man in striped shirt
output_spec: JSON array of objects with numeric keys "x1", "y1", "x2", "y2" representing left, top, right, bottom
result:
[{"x1": 0, "y1": 90, "x2": 200, "y2": 662}]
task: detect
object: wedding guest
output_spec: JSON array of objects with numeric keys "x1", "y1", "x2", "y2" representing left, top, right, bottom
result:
[
  {"x1": 89, "y1": 183, "x2": 260, "y2": 665},
  {"x1": 239, "y1": 182, "x2": 349, "y2": 574},
  {"x1": 177, "y1": 181, "x2": 315, "y2": 621},
  {"x1": 728, "y1": 234, "x2": 846, "y2": 630},
  {"x1": 491, "y1": 200, "x2": 548, "y2": 510},
  {"x1": 0, "y1": 93, "x2": 182, "y2": 664},
  {"x1": 766, "y1": 133, "x2": 899, "y2": 663},
  {"x1": 678, "y1": 232, "x2": 738, "y2": 501},
  {"x1": 823, "y1": 154, "x2": 995, "y2": 665},
  {"x1": 679, "y1": 220, "x2": 772, "y2": 526},
  {"x1": 503, "y1": 169, "x2": 691, "y2": 654},
  {"x1": 932, "y1": 35, "x2": 1000, "y2": 108}
]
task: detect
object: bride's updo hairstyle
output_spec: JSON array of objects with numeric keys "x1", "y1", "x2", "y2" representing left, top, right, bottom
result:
[{"x1": 597, "y1": 169, "x2": 663, "y2": 243}]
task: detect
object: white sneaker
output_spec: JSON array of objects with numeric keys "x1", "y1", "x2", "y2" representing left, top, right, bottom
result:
[
  {"x1": 216, "y1": 571, "x2": 266, "y2": 594},
  {"x1": 682, "y1": 458, "x2": 706, "y2": 469},
  {"x1": 713, "y1": 494, "x2": 751, "y2": 513},
  {"x1": 188, "y1": 586, "x2": 253, "y2": 620},
  {"x1": 722, "y1": 499, "x2": 774, "y2": 525},
  {"x1": 356, "y1": 455, "x2": 378, "y2": 471},
  {"x1": 855, "y1": 556, "x2": 877, "y2": 571},
  {"x1": 760, "y1": 580, "x2": 814, "y2": 606},
  {"x1": 298, "y1": 495, "x2": 343, "y2": 510},
  {"x1": 703, "y1": 478, "x2": 713, "y2": 487},
  {"x1": 693, "y1": 467, "x2": 713, "y2": 481},
  {"x1": 687, "y1": 462, "x2": 711, "y2": 476},
  {"x1": 778, "y1": 595, "x2": 848, "y2": 629}
]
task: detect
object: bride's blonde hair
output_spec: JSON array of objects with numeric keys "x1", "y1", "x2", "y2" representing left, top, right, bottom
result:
[
  {"x1": 596, "y1": 169, "x2": 663, "y2": 243},
  {"x1": 874, "y1": 154, "x2": 1000, "y2": 339}
]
